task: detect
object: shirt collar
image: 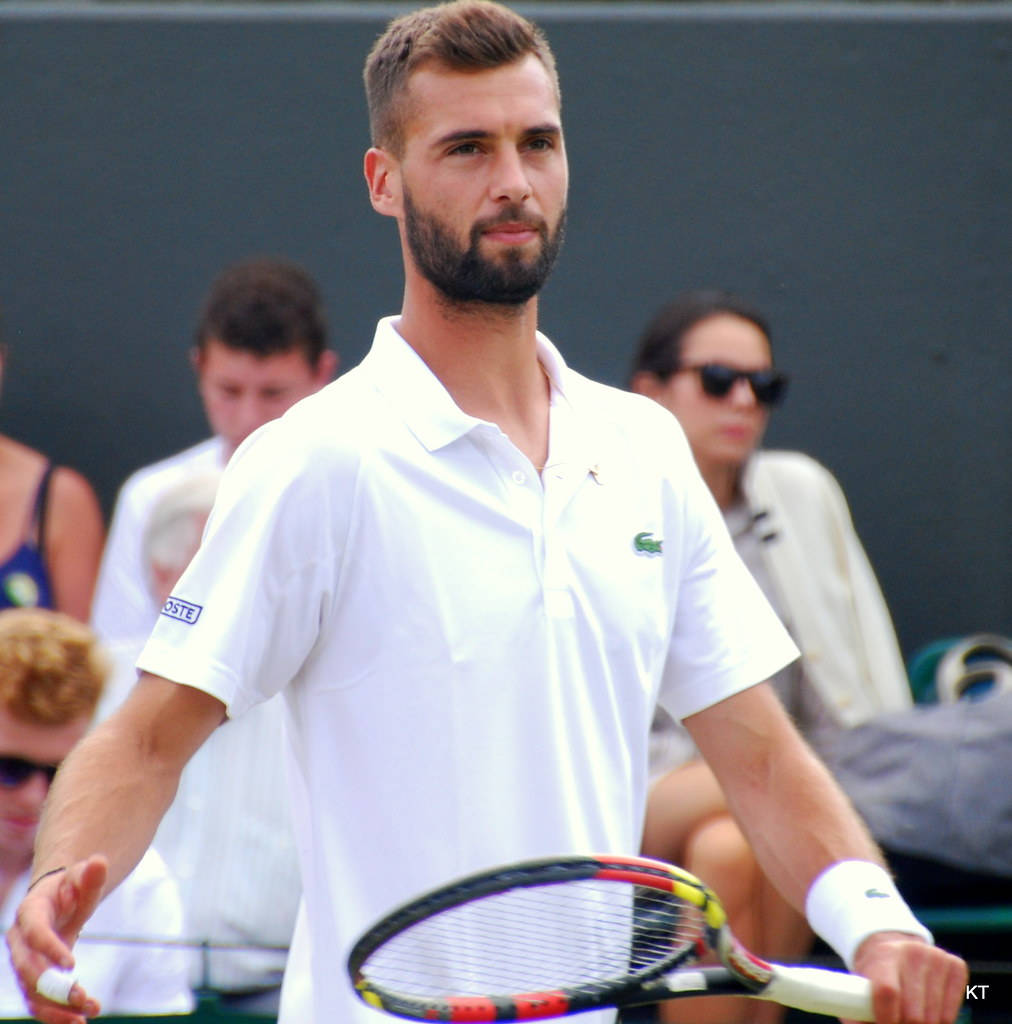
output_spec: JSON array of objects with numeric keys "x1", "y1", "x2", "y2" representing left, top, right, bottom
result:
[{"x1": 363, "y1": 316, "x2": 572, "y2": 454}]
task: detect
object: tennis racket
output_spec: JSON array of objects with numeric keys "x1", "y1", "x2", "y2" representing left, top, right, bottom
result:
[{"x1": 348, "y1": 853, "x2": 873, "y2": 1021}]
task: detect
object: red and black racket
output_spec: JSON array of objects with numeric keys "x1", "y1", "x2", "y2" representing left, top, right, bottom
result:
[{"x1": 348, "y1": 853, "x2": 873, "y2": 1021}]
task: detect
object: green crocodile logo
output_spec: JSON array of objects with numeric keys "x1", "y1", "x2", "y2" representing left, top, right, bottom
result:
[{"x1": 633, "y1": 531, "x2": 663, "y2": 556}]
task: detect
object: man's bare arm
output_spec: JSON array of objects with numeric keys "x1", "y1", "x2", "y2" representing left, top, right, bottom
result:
[
  {"x1": 6, "y1": 673, "x2": 225, "y2": 1023},
  {"x1": 686, "y1": 682, "x2": 880, "y2": 904},
  {"x1": 687, "y1": 683, "x2": 966, "y2": 1024}
]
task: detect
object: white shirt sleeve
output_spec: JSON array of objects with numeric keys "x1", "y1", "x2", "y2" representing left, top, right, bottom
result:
[
  {"x1": 656, "y1": 447, "x2": 799, "y2": 722},
  {"x1": 137, "y1": 429, "x2": 340, "y2": 717},
  {"x1": 91, "y1": 476, "x2": 159, "y2": 646}
]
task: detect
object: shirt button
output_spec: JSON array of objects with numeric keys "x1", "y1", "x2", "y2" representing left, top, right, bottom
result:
[{"x1": 512, "y1": 470, "x2": 526, "y2": 485}]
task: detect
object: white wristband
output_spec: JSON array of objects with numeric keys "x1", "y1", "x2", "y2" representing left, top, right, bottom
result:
[{"x1": 805, "y1": 860, "x2": 933, "y2": 971}]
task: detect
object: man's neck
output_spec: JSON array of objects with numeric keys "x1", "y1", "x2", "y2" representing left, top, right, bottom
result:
[
  {"x1": 397, "y1": 285, "x2": 551, "y2": 471},
  {"x1": 699, "y1": 459, "x2": 742, "y2": 511}
]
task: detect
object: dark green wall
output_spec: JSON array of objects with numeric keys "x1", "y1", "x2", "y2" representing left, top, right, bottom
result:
[{"x1": 1, "y1": 3, "x2": 1009, "y2": 653}]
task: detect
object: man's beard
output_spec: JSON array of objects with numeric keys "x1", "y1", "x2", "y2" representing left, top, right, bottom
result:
[{"x1": 403, "y1": 188, "x2": 566, "y2": 307}]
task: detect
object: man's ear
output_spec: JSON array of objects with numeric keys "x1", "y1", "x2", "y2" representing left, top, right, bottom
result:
[
  {"x1": 315, "y1": 349, "x2": 340, "y2": 385},
  {"x1": 364, "y1": 147, "x2": 401, "y2": 218},
  {"x1": 629, "y1": 370, "x2": 664, "y2": 401}
]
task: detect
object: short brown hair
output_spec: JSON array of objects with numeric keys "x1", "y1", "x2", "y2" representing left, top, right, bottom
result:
[
  {"x1": 364, "y1": 0, "x2": 560, "y2": 155},
  {"x1": 0, "y1": 609, "x2": 109, "y2": 725},
  {"x1": 195, "y1": 257, "x2": 329, "y2": 365}
]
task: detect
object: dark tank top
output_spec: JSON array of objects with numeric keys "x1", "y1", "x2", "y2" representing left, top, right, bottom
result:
[{"x1": 0, "y1": 463, "x2": 55, "y2": 609}]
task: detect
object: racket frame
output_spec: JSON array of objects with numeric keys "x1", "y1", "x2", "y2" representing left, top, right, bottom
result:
[{"x1": 348, "y1": 854, "x2": 767, "y2": 1021}]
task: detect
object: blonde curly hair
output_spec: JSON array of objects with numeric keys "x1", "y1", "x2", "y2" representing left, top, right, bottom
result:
[{"x1": 0, "y1": 608, "x2": 109, "y2": 725}]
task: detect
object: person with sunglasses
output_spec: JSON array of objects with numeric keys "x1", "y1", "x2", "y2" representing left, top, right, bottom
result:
[
  {"x1": 629, "y1": 290, "x2": 915, "y2": 1024},
  {"x1": 0, "y1": 608, "x2": 193, "y2": 1017}
]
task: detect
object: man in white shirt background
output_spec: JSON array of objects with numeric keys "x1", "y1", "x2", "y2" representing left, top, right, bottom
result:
[{"x1": 90, "y1": 256, "x2": 338, "y2": 648}]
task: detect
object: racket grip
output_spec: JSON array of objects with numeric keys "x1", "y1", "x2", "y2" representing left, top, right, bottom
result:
[{"x1": 762, "y1": 964, "x2": 873, "y2": 1021}]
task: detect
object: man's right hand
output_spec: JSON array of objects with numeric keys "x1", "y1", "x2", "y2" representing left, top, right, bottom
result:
[{"x1": 6, "y1": 856, "x2": 108, "y2": 1024}]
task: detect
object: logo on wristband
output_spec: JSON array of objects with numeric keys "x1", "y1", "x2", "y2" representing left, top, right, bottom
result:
[{"x1": 864, "y1": 888, "x2": 891, "y2": 899}]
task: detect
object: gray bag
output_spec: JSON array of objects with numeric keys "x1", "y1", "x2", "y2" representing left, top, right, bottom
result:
[{"x1": 821, "y1": 636, "x2": 1012, "y2": 878}]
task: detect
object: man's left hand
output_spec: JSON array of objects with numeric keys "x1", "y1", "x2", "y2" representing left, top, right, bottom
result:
[{"x1": 848, "y1": 931, "x2": 967, "y2": 1024}]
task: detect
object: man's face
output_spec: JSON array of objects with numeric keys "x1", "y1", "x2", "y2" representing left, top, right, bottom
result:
[
  {"x1": 393, "y1": 55, "x2": 568, "y2": 307},
  {"x1": 403, "y1": 185, "x2": 566, "y2": 307},
  {"x1": 193, "y1": 338, "x2": 335, "y2": 457},
  {"x1": 0, "y1": 707, "x2": 88, "y2": 869}
]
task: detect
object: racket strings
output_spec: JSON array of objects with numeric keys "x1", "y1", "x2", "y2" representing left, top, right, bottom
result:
[{"x1": 360, "y1": 879, "x2": 706, "y2": 999}]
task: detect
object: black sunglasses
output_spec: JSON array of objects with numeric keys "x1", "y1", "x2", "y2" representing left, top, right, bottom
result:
[
  {"x1": 0, "y1": 755, "x2": 60, "y2": 789},
  {"x1": 679, "y1": 363, "x2": 789, "y2": 407}
]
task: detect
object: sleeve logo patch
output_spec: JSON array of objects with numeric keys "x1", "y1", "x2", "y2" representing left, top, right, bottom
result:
[{"x1": 161, "y1": 596, "x2": 203, "y2": 625}]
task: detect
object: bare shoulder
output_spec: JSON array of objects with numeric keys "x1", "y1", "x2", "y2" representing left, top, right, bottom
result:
[
  {"x1": 48, "y1": 465, "x2": 103, "y2": 518},
  {"x1": 0, "y1": 435, "x2": 45, "y2": 504},
  {"x1": 42, "y1": 466, "x2": 105, "y2": 592},
  {"x1": 0, "y1": 432, "x2": 43, "y2": 466}
]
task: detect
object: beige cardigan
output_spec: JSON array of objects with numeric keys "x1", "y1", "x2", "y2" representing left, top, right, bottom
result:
[{"x1": 741, "y1": 450, "x2": 912, "y2": 727}]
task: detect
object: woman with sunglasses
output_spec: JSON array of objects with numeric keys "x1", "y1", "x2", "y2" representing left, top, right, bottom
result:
[
  {"x1": 629, "y1": 290, "x2": 914, "y2": 1024},
  {"x1": 0, "y1": 343, "x2": 104, "y2": 621}
]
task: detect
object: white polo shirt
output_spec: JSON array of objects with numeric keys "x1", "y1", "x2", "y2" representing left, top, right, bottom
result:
[{"x1": 139, "y1": 317, "x2": 796, "y2": 1024}]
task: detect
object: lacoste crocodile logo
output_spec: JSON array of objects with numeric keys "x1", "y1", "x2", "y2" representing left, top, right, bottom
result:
[
  {"x1": 633, "y1": 531, "x2": 663, "y2": 556},
  {"x1": 864, "y1": 888, "x2": 891, "y2": 899}
]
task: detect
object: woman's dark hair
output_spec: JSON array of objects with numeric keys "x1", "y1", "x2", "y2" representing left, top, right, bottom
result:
[{"x1": 629, "y1": 290, "x2": 772, "y2": 384}]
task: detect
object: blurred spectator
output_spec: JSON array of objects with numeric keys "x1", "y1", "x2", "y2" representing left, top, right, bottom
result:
[
  {"x1": 0, "y1": 344, "x2": 104, "y2": 621},
  {"x1": 629, "y1": 290, "x2": 913, "y2": 1024},
  {"x1": 630, "y1": 291, "x2": 912, "y2": 766},
  {"x1": 91, "y1": 257, "x2": 337, "y2": 647},
  {"x1": 0, "y1": 608, "x2": 192, "y2": 1016}
]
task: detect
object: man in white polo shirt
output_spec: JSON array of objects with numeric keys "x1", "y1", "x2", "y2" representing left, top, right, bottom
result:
[{"x1": 10, "y1": 4, "x2": 965, "y2": 1024}]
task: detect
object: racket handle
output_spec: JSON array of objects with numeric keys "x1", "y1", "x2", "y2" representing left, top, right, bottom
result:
[{"x1": 762, "y1": 964, "x2": 873, "y2": 1021}]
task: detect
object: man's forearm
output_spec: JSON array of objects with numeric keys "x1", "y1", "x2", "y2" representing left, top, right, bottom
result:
[
  {"x1": 33, "y1": 673, "x2": 225, "y2": 894},
  {"x1": 687, "y1": 683, "x2": 938, "y2": 973},
  {"x1": 32, "y1": 713, "x2": 181, "y2": 894},
  {"x1": 688, "y1": 684, "x2": 883, "y2": 910}
]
